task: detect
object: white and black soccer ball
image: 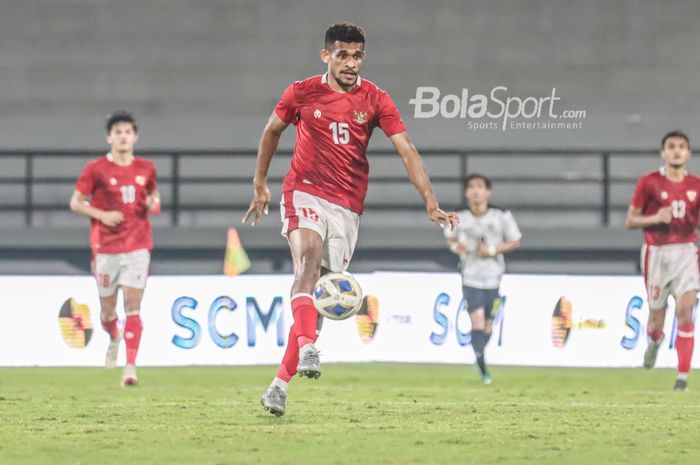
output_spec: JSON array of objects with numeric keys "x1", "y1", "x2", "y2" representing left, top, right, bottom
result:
[{"x1": 312, "y1": 272, "x2": 363, "y2": 321}]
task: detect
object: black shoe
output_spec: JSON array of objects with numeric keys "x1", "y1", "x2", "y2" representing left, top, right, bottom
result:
[{"x1": 673, "y1": 379, "x2": 688, "y2": 392}]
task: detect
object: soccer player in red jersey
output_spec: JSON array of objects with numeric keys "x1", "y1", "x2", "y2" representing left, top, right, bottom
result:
[
  {"x1": 70, "y1": 111, "x2": 160, "y2": 386},
  {"x1": 626, "y1": 130, "x2": 699, "y2": 391},
  {"x1": 243, "y1": 22, "x2": 459, "y2": 416}
]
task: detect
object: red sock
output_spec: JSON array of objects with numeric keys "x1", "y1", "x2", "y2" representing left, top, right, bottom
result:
[
  {"x1": 291, "y1": 294, "x2": 317, "y2": 349},
  {"x1": 676, "y1": 323, "x2": 695, "y2": 375},
  {"x1": 648, "y1": 328, "x2": 664, "y2": 342},
  {"x1": 101, "y1": 316, "x2": 119, "y2": 340},
  {"x1": 276, "y1": 326, "x2": 299, "y2": 382},
  {"x1": 124, "y1": 315, "x2": 143, "y2": 365}
]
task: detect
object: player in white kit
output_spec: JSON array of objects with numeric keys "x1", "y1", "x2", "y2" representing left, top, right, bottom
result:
[{"x1": 445, "y1": 174, "x2": 521, "y2": 384}]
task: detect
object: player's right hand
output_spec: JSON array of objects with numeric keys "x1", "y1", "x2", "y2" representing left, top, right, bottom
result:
[
  {"x1": 449, "y1": 241, "x2": 467, "y2": 255},
  {"x1": 429, "y1": 208, "x2": 460, "y2": 231},
  {"x1": 656, "y1": 206, "x2": 673, "y2": 224},
  {"x1": 99, "y1": 211, "x2": 124, "y2": 227},
  {"x1": 242, "y1": 184, "x2": 271, "y2": 226}
]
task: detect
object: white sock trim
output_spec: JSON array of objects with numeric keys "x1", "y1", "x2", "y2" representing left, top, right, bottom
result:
[
  {"x1": 125, "y1": 308, "x2": 140, "y2": 316},
  {"x1": 299, "y1": 342, "x2": 316, "y2": 352},
  {"x1": 271, "y1": 377, "x2": 288, "y2": 391},
  {"x1": 291, "y1": 293, "x2": 313, "y2": 301},
  {"x1": 677, "y1": 331, "x2": 695, "y2": 338},
  {"x1": 677, "y1": 372, "x2": 689, "y2": 381}
]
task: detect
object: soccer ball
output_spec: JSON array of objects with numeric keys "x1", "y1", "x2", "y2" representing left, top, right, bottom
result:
[{"x1": 312, "y1": 272, "x2": 363, "y2": 321}]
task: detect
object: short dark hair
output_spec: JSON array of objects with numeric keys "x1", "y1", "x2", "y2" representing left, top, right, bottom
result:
[
  {"x1": 106, "y1": 111, "x2": 137, "y2": 133},
  {"x1": 325, "y1": 22, "x2": 366, "y2": 49},
  {"x1": 661, "y1": 130, "x2": 688, "y2": 148},
  {"x1": 464, "y1": 174, "x2": 492, "y2": 190}
]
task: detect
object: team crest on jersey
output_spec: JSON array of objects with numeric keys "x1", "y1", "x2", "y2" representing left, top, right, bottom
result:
[
  {"x1": 353, "y1": 110, "x2": 368, "y2": 124},
  {"x1": 109, "y1": 177, "x2": 117, "y2": 186},
  {"x1": 314, "y1": 109, "x2": 322, "y2": 119},
  {"x1": 687, "y1": 190, "x2": 697, "y2": 201},
  {"x1": 135, "y1": 175, "x2": 146, "y2": 186},
  {"x1": 661, "y1": 191, "x2": 668, "y2": 200}
]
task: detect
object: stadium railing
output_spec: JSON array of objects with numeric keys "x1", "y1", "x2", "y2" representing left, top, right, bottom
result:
[{"x1": 0, "y1": 149, "x2": 678, "y2": 228}]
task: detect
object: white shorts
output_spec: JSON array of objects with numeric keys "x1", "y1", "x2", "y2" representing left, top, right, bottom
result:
[
  {"x1": 92, "y1": 248, "x2": 151, "y2": 297},
  {"x1": 280, "y1": 190, "x2": 360, "y2": 272},
  {"x1": 641, "y1": 243, "x2": 700, "y2": 309}
]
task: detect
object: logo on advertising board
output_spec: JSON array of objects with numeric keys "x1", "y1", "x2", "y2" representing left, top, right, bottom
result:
[
  {"x1": 431, "y1": 292, "x2": 507, "y2": 347},
  {"x1": 551, "y1": 296, "x2": 606, "y2": 348},
  {"x1": 58, "y1": 298, "x2": 94, "y2": 349},
  {"x1": 551, "y1": 297, "x2": 573, "y2": 348},
  {"x1": 355, "y1": 295, "x2": 379, "y2": 344},
  {"x1": 171, "y1": 295, "x2": 285, "y2": 349},
  {"x1": 621, "y1": 295, "x2": 699, "y2": 351}
]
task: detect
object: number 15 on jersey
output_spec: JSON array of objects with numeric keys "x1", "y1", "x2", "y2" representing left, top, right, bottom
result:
[{"x1": 329, "y1": 122, "x2": 349, "y2": 145}]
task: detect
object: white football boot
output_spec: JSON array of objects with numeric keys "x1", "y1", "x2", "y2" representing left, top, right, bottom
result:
[
  {"x1": 105, "y1": 328, "x2": 122, "y2": 369},
  {"x1": 121, "y1": 364, "x2": 138, "y2": 387},
  {"x1": 297, "y1": 343, "x2": 322, "y2": 379}
]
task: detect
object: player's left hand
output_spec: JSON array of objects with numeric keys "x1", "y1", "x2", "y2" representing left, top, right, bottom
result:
[
  {"x1": 146, "y1": 195, "x2": 161, "y2": 215},
  {"x1": 428, "y1": 208, "x2": 459, "y2": 230}
]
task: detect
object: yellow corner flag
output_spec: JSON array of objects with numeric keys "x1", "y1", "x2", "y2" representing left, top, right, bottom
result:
[{"x1": 224, "y1": 227, "x2": 251, "y2": 276}]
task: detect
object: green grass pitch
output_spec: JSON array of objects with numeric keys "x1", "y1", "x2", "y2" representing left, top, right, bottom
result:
[{"x1": 1, "y1": 364, "x2": 698, "y2": 465}]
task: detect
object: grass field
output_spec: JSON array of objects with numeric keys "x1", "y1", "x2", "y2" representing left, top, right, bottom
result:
[{"x1": 1, "y1": 364, "x2": 698, "y2": 465}]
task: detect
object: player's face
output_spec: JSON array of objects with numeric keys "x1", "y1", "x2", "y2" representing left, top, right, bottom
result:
[
  {"x1": 106, "y1": 122, "x2": 138, "y2": 154},
  {"x1": 661, "y1": 136, "x2": 691, "y2": 169},
  {"x1": 321, "y1": 41, "x2": 365, "y2": 89},
  {"x1": 466, "y1": 178, "x2": 491, "y2": 206}
]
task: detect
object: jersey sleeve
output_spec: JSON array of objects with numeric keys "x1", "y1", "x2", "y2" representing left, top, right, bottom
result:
[
  {"x1": 501, "y1": 211, "x2": 522, "y2": 242},
  {"x1": 376, "y1": 91, "x2": 407, "y2": 137},
  {"x1": 274, "y1": 83, "x2": 299, "y2": 124},
  {"x1": 630, "y1": 176, "x2": 648, "y2": 209},
  {"x1": 75, "y1": 162, "x2": 96, "y2": 196}
]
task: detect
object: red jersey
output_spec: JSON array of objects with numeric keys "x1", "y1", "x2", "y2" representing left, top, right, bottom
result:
[
  {"x1": 630, "y1": 168, "x2": 700, "y2": 245},
  {"x1": 275, "y1": 73, "x2": 407, "y2": 214},
  {"x1": 75, "y1": 153, "x2": 157, "y2": 254}
]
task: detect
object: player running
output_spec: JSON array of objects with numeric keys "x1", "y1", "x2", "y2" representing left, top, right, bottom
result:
[
  {"x1": 243, "y1": 22, "x2": 459, "y2": 416},
  {"x1": 69, "y1": 111, "x2": 160, "y2": 387},
  {"x1": 626, "y1": 130, "x2": 698, "y2": 391},
  {"x1": 444, "y1": 174, "x2": 521, "y2": 384}
]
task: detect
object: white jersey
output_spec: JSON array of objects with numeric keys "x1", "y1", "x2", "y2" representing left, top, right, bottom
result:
[{"x1": 444, "y1": 206, "x2": 522, "y2": 289}]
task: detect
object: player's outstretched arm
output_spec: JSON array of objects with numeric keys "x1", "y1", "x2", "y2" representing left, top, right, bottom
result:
[
  {"x1": 242, "y1": 112, "x2": 290, "y2": 226},
  {"x1": 389, "y1": 131, "x2": 459, "y2": 230},
  {"x1": 69, "y1": 190, "x2": 123, "y2": 227},
  {"x1": 625, "y1": 205, "x2": 671, "y2": 229}
]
